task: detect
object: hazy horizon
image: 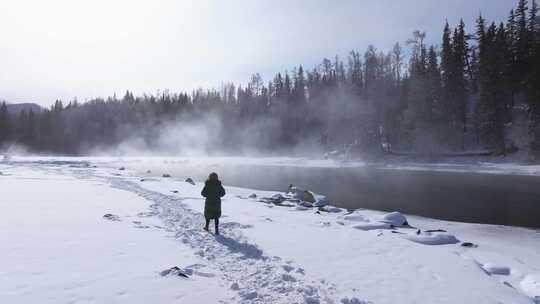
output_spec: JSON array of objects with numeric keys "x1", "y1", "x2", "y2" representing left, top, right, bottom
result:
[{"x1": 1, "y1": 0, "x2": 515, "y2": 106}]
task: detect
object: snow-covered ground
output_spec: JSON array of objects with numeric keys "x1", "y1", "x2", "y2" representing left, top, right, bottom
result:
[{"x1": 1, "y1": 158, "x2": 540, "y2": 303}]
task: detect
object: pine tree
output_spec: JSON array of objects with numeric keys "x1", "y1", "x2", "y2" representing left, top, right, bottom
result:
[
  {"x1": 0, "y1": 102, "x2": 9, "y2": 144},
  {"x1": 453, "y1": 19, "x2": 470, "y2": 135},
  {"x1": 292, "y1": 65, "x2": 307, "y2": 106},
  {"x1": 427, "y1": 46, "x2": 442, "y2": 121},
  {"x1": 477, "y1": 22, "x2": 511, "y2": 154},
  {"x1": 441, "y1": 21, "x2": 455, "y2": 127},
  {"x1": 527, "y1": 0, "x2": 540, "y2": 158},
  {"x1": 391, "y1": 43, "x2": 403, "y2": 86},
  {"x1": 515, "y1": 0, "x2": 530, "y2": 90}
]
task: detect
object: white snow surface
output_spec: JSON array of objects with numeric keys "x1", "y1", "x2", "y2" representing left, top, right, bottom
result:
[{"x1": 1, "y1": 157, "x2": 540, "y2": 304}]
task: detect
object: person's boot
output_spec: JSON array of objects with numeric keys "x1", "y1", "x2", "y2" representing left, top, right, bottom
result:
[{"x1": 204, "y1": 219, "x2": 210, "y2": 232}]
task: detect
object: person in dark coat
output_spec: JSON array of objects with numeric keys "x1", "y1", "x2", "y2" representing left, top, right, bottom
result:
[{"x1": 201, "y1": 172, "x2": 226, "y2": 234}]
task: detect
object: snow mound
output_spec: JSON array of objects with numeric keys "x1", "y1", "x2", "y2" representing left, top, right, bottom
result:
[
  {"x1": 352, "y1": 222, "x2": 392, "y2": 231},
  {"x1": 312, "y1": 194, "x2": 329, "y2": 207},
  {"x1": 482, "y1": 263, "x2": 511, "y2": 275},
  {"x1": 379, "y1": 212, "x2": 408, "y2": 226},
  {"x1": 342, "y1": 212, "x2": 403, "y2": 230},
  {"x1": 521, "y1": 274, "x2": 540, "y2": 299},
  {"x1": 342, "y1": 213, "x2": 370, "y2": 222},
  {"x1": 295, "y1": 205, "x2": 311, "y2": 211},
  {"x1": 402, "y1": 232, "x2": 459, "y2": 245},
  {"x1": 318, "y1": 205, "x2": 343, "y2": 213}
]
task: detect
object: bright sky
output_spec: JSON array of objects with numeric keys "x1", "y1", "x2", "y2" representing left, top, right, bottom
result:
[{"x1": 0, "y1": 0, "x2": 515, "y2": 106}]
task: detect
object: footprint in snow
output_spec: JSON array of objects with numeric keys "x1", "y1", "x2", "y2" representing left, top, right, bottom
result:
[
  {"x1": 282, "y1": 273, "x2": 297, "y2": 282},
  {"x1": 137, "y1": 211, "x2": 157, "y2": 217},
  {"x1": 103, "y1": 214, "x2": 121, "y2": 221},
  {"x1": 340, "y1": 297, "x2": 372, "y2": 304},
  {"x1": 282, "y1": 265, "x2": 294, "y2": 272},
  {"x1": 220, "y1": 222, "x2": 253, "y2": 229},
  {"x1": 132, "y1": 220, "x2": 151, "y2": 229},
  {"x1": 160, "y1": 266, "x2": 189, "y2": 278}
]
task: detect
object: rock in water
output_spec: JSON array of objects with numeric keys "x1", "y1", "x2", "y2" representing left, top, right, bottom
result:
[
  {"x1": 379, "y1": 211, "x2": 408, "y2": 226},
  {"x1": 185, "y1": 177, "x2": 195, "y2": 185},
  {"x1": 248, "y1": 193, "x2": 257, "y2": 198}
]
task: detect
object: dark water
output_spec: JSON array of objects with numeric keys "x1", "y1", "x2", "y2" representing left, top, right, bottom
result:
[{"x1": 132, "y1": 162, "x2": 540, "y2": 228}]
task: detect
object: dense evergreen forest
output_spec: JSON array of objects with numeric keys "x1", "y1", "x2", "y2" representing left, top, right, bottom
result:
[{"x1": 1, "y1": 0, "x2": 540, "y2": 158}]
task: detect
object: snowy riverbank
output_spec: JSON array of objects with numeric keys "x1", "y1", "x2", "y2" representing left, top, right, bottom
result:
[
  {"x1": 7, "y1": 155, "x2": 540, "y2": 176},
  {"x1": 1, "y1": 159, "x2": 539, "y2": 303}
]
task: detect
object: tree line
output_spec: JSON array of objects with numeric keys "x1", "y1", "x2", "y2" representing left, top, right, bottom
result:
[{"x1": 1, "y1": 0, "x2": 539, "y2": 158}]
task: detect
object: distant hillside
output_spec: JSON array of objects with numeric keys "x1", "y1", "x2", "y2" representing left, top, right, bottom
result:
[{"x1": 5, "y1": 103, "x2": 42, "y2": 115}]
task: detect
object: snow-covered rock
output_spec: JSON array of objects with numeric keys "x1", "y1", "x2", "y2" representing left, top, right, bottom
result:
[
  {"x1": 342, "y1": 213, "x2": 370, "y2": 222},
  {"x1": 352, "y1": 222, "x2": 393, "y2": 231},
  {"x1": 312, "y1": 194, "x2": 329, "y2": 207},
  {"x1": 402, "y1": 232, "x2": 459, "y2": 245},
  {"x1": 482, "y1": 263, "x2": 511, "y2": 275},
  {"x1": 318, "y1": 205, "x2": 343, "y2": 213},
  {"x1": 287, "y1": 185, "x2": 328, "y2": 206},
  {"x1": 521, "y1": 274, "x2": 540, "y2": 299},
  {"x1": 378, "y1": 211, "x2": 408, "y2": 226}
]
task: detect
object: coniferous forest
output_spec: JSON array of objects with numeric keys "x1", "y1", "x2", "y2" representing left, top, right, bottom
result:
[{"x1": 1, "y1": 0, "x2": 540, "y2": 159}]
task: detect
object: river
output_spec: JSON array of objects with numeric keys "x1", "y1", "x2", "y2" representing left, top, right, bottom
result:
[{"x1": 113, "y1": 158, "x2": 540, "y2": 228}]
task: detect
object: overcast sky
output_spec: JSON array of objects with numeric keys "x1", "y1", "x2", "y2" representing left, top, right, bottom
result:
[{"x1": 0, "y1": 0, "x2": 516, "y2": 106}]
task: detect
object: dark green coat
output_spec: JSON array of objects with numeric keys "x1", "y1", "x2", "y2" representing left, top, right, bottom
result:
[{"x1": 201, "y1": 180, "x2": 225, "y2": 219}]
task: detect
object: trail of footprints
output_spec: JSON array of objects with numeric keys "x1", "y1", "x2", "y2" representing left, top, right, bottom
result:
[{"x1": 101, "y1": 177, "x2": 367, "y2": 304}]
